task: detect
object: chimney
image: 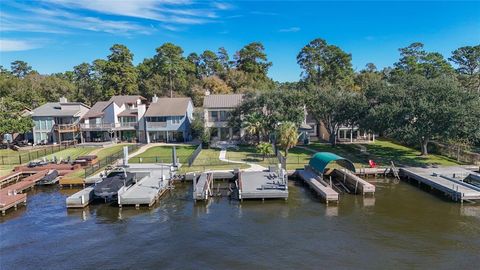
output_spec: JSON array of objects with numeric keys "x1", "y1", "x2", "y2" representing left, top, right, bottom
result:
[
  {"x1": 152, "y1": 94, "x2": 158, "y2": 103},
  {"x1": 59, "y1": 96, "x2": 68, "y2": 103}
]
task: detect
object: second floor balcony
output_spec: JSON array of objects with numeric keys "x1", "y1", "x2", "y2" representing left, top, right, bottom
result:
[
  {"x1": 54, "y1": 123, "x2": 79, "y2": 133},
  {"x1": 146, "y1": 121, "x2": 168, "y2": 130},
  {"x1": 80, "y1": 122, "x2": 138, "y2": 131}
]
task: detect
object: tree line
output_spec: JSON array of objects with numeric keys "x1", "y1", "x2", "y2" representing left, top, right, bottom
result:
[{"x1": 1, "y1": 40, "x2": 479, "y2": 155}]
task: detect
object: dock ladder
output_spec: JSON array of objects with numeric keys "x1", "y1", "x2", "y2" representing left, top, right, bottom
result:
[{"x1": 390, "y1": 161, "x2": 401, "y2": 181}]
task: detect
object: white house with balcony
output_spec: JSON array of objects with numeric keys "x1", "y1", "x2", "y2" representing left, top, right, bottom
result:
[
  {"x1": 203, "y1": 93, "x2": 244, "y2": 141},
  {"x1": 31, "y1": 97, "x2": 90, "y2": 145},
  {"x1": 144, "y1": 96, "x2": 194, "y2": 143},
  {"x1": 80, "y1": 95, "x2": 147, "y2": 143}
]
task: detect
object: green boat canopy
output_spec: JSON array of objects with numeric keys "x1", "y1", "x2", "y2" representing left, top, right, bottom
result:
[{"x1": 309, "y1": 152, "x2": 356, "y2": 173}]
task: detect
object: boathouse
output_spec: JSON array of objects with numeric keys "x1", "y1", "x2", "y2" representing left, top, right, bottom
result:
[{"x1": 308, "y1": 152, "x2": 356, "y2": 175}]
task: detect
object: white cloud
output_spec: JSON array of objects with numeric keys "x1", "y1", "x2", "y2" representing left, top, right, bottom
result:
[
  {"x1": 279, "y1": 27, "x2": 301, "y2": 33},
  {"x1": 0, "y1": 39, "x2": 42, "y2": 52},
  {"x1": 1, "y1": 0, "x2": 230, "y2": 36},
  {"x1": 212, "y1": 2, "x2": 233, "y2": 11},
  {"x1": 41, "y1": 0, "x2": 218, "y2": 24}
]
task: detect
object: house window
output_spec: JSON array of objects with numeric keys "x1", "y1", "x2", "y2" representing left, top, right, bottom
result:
[
  {"x1": 210, "y1": 111, "x2": 218, "y2": 121},
  {"x1": 219, "y1": 111, "x2": 229, "y2": 121},
  {"x1": 171, "y1": 116, "x2": 182, "y2": 124},
  {"x1": 148, "y1": 117, "x2": 166, "y2": 122}
]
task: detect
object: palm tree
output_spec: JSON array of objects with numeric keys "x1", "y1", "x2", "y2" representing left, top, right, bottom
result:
[
  {"x1": 256, "y1": 142, "x2": 273, "y2": 160},
  {"x1": 242, "y1": 112, "x2": 264, "y2": 143},
  {"x1": 278, "y1": 121, "x2": 299, "y2": 157}
]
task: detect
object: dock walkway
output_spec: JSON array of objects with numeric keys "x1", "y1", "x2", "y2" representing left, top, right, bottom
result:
[
  {"x1": 297, "y1": 168, "x2": 339, "y2": 204},
  {"x1": 400, "y1": 167, "x2": 480, "y2": 201},
  {"x1": 0, "y1": 170, "x2": 49, "y2": 215}
]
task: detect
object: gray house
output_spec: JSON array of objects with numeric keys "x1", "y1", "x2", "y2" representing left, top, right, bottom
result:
[
  {"x1": 203, "y1": 93, "x2": 243, "y2": 141},
  {"x1": 144, "y1": 96, "x2": 194, "y2": 143},
  {"x1": 31, "y1": 97, "x2": 90, "y2": 144}
]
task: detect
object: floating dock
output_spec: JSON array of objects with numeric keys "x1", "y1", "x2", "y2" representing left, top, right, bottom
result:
[
  {"x1": 66, "y1": 187, "x2": 94, "y2": 208},
  {"x1": 399, "y1": 167, "x2": 480, "y2": 202},
  {"x1": 237, "y1": 170, "x2": 288, "y2": 200},
  {"x1": 297, "y1": 168, "x2": 339, "y2": 204}
]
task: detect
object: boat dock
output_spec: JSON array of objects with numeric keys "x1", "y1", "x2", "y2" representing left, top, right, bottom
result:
[
  {"x1": 118, "y1": 171, "x2": 170, "y2": 208},
  {"x1": 237, "y1": 170, "x2": 288, "y2": 200},
  {"x1": 297, "y1": 168, "x2": 339, "y2": 204},
  {"x1": 193, "y1": 168, "x2": 289, "y2": 201},
  {"x1": 330, "y1": 169, "x2": 376, "y2": 195},
  {"x1": 193, "y1": 171, "x2": 234, "y2": 201},
  {"x1": 399, "y1": 167, "x2": 480, "y2": 202},
  {"x1": 65, "y1": 164, "x2": 173, "y2": 208},
  {"x1": 66, "y1": 187, "x2": 94, "y2": 208},
  {"x1": 0, "y1": 170, "x2": 50, "y2": 215}
]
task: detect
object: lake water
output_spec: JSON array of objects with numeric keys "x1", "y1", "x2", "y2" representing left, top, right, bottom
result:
[{"x1": 1, "y1": 178, "x2": 479, "y2": 270}]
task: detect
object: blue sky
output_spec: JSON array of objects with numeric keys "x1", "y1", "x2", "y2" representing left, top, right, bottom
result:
[{"x1": 1, "y1": 0, "x2": 479, "y2": 82}]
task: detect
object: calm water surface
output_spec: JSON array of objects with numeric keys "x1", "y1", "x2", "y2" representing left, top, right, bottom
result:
[{"x1": 1, "y1": 178, "x2": 479, "y2": 270}]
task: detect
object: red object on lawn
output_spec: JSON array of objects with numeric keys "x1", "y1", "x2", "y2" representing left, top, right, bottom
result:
[{"x1": 369, "y1": 160, "x2": 377, "y2": 168}]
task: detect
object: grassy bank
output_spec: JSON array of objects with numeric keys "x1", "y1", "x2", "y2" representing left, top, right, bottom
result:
[{"x1": 129, "y1": 145, "x2": 197, "y2": 164}]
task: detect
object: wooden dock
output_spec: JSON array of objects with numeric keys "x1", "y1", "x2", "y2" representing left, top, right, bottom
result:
[
  {"x1": 0, "y1": 170, "x2": 49, "y2": 215},
  {"x1": 297, "y1": 168, "x2": 339, "y2": 204},
  {"x1": 331, "y1": 169, "x2": 376, "y2": 195},
  {"x1": 399, "y1": 167, "x2": 480, "y2": 202},
  {"x1": 237, "y1": 170, "x2": 288, "y2": 200}
]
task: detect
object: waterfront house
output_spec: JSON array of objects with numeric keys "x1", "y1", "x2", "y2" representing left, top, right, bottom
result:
[
  {"x1": 203, "y1": 93, "x2": 244, "y2": 141},
  {"x1": 144, "y1": 96, "x2": 194, "y2": 143},
  {"x1": 80, "y1": 95, "x2": 147, "y2": 143},
  {"x1": 31, "y1": 97, "x2": 90, "y2": 145}
]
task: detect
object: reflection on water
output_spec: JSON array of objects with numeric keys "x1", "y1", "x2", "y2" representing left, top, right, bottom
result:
[{"x1": 1, "y1": 179, "x2": 480, "y2": 270}]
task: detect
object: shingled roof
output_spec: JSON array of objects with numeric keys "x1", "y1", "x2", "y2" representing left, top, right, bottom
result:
[
  {"x1": 203, "y1": 94, "x2": 243, "y2": 108},
  {"x1": 145, "y1": 97, "x2": 192, "y2": 117},
  {"x1": 82, "y1": 101, "x2": 110, "y2": 118},
  {"x1": 109, "y1": 95, "x2": 146, "y2": 106}
]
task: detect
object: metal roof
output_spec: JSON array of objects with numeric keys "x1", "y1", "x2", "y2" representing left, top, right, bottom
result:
[
  {"x1": 31, "y1": 102, "x2": 89, "y2": 117},
  {"x1": 309, "y1": 152, "x2": 356, "y2": 173},
  {"x1": 145, "y1": 97, "x2": 192, "y2": 117},
  {"x1": 203, "y1": 94, "x2": 243, "y2": 108}
]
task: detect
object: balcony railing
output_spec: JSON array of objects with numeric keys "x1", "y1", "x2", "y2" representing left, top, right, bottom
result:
[
  {"x1": 80, "y1": 122, "x2": 138, "y2": 130},
  {"x1": 54, "y1": 124, "x2": 79, "y2": 132},
  {"x1": 146, "y1": 122, "x2": 167, "y2": 129}
]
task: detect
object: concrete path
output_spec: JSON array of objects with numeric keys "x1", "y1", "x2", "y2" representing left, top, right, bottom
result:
[{"x1": 218, "y1": 149, "x2": 267, "y2": 171}]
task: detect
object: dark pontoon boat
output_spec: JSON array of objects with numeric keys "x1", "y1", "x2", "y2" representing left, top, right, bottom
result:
[
  {"x1": 36, "y1": 170, "x2": 59, "y2": 185},
  {"x1": 93, "y1": 168, "x2": 136, "y2": 201}
]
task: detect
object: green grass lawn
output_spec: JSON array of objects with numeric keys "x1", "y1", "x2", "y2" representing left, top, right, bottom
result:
[
  {"x1": 225, "y1": 145, "x2": 278, "y2": 166},
  {"x1": 64, "y1": 144, "x2": 134, "y2": 179},
  {"x1": 180, "y1": 148, "x2": 249, "y2": 173},
  {"x1": 0, "y1": 165, "x2": 15, "y2": 177},
  {"x1": 42, "y1": 147, "x2": 95, "y2": 161},
  {"x1": 129, "y1": 145, "x2": 197, "y2": 164},
  {"x1": 306, "y1": 139, "x2": 460, "y2": 167}
]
